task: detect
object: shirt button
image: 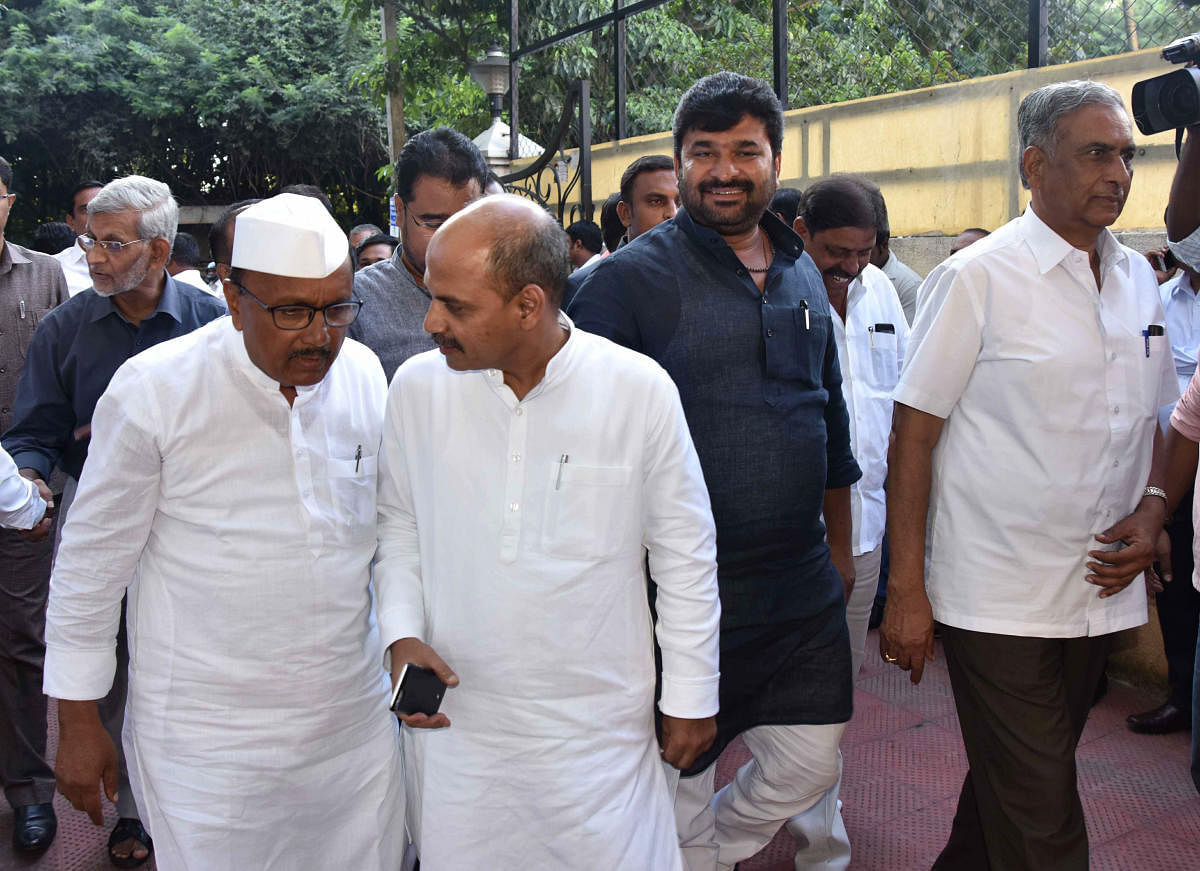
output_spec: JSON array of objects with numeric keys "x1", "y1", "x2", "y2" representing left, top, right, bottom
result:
[
  {"x1": 766, "y1": 329, "x2": 774, "y2": 338},
  {"x1": 737, "y1": 268, "x2": 747, "y2": 276},
  {"x1": 508, "y1": 502, "x2": 520, "y2": 512},
  {"x1": 1112, "y1": 460, "x2": 1119, "y2": 468},
  {"x1": 1112, "y1": 406, "x2": 1119, "y2": 415},
  {"x1": 1110, "y1": 352, "x2": 1117, "y2": 361},
  {"x1": 514, "y1": 408, "x2": 524, "y2": 416},
  {"x1": 511, "y1": 452, "x2": 521, "y2": 463},
  {"x1": 296, "y1": 449, "x2": 304, "y2": 457}
]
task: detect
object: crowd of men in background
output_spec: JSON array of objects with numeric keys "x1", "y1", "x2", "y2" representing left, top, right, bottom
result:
[{"x1": 1, "y1": 67, "x2": 1199, "y2": 871}]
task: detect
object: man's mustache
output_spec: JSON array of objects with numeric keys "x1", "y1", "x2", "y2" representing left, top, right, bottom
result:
[
  {"x1": 431, "y1": 333, "x2": 463, "y2": 351},
  {"x1": 699, "y1": 179, "x2": 753, "y2": 193},
  {"x1": 287, "y1": 347, "x2": 333, "y2": 361}
]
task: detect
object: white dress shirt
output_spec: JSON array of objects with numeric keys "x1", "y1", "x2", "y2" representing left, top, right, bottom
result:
[
  {"x1": 43, "y1": 318, "x2": 405, "y2": 871},
  {"x1": 170, "y1": 267, "x2": 219, "y2": 295},
  {"x1": 896, "y1": 207, "x2": 1177, "y2": 638},
  {"x1": 1158, "y1": 270, "x2": 1200, "y2": 431},
  {"x1": 881, "y1": 251, "x2": 922, "y2": 324},
  {"x1": 831, "y1": 263, "x2": 908, "y2": 555},
  {"x1": 375, "y1": 318, "x2": 720, "y2": 870},
  {"x1": 53, "y1": 242, "x2": 91, "y2": 296},
  {"x1": 0, "y1": 443, "x2": 44, "y2": 529}
]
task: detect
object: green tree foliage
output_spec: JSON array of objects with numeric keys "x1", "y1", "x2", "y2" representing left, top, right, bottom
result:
[{"x1": 0, "y1": 0, "x2": 390, "y2": 239}]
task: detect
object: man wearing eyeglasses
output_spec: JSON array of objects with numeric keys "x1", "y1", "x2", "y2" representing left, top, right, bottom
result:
[
  {"x1": 351, "y1": 127, "x2": 489, "y2": 379},
  {"x1": 0, "y1": 154, "x2": 68, "y2": 857},
  {"x1": 2, "y1": 173, "x2": 223, "y2": 865},
  {"x1": 43, "y1": 193, "x2": 406, "y2": 871}
]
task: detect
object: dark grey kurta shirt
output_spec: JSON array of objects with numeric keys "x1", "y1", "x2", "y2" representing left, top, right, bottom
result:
[
  {"x1": 350, "y1": 245, "x2": 435, "y2": 380},
  {"x1": 570, "y1": 207, "x2": 861, "y2": 771}
]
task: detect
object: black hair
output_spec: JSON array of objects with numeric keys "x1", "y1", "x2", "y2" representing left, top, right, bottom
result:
[
  {"x1": 280, "y1": 184, "x2": 333, "y2": 213},
  {"x1": 0, "y1": 156, "x2": 11, "y2": 191},
  {"x1": 769, "y1": 187, "x2": 804, "y2": 226},
  {"x1": 797, "y1": 176, "x2": 879, "y2": 235},
  {"x1": 66, "y1": 180, "x2": 104, "y2": 215},
  {"x1": 170, "y1": 232, "x2": 202, "y2": 268},
  {"x1": 619, "y1": 154, "x2": 675, "y2": 204},
  {"x1": 355, "y1": 233, "x2": 399, "y2": 257},
  {"x1": 565, "y1": 220, "x2": 603, "y2": 255},
  {"x1": 600, "y1": 192, "x2": 624, "y2": 253},
  {"x1": 672, "y1": 72, "x2": 784, "y2": 159},
  {"x1": 208, "y1": 198, "x2": 262, "y2": 266},
  {"x1": 395, "y1": 128, "x2": 489, "y2": 203},
  {"x1": 848, "y1": 175, "x2": 890, "y2": 244},
  {"x1": 30, "y1": 221, "x2": 75, "y2": 255}
]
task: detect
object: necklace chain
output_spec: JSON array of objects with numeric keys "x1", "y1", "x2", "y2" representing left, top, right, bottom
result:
[{"x1": 746, "y1": 230, "x2": 772, "y2": 274}]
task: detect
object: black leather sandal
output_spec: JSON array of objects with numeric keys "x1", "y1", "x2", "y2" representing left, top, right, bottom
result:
[{"x1": 108, "y1": 817, "x2": 153, "y2": 869}]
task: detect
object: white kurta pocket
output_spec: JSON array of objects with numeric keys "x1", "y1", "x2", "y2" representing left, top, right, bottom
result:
[
  {"x1": 542, "y1": 463, "x2": 634, "y2": 559},
  {"x1": 328, "y1": 455, "x2": 378, "y2": 530}
]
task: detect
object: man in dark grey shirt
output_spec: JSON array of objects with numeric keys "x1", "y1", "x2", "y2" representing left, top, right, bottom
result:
[
  {"x1": 0, "y1": 154, "x2": 68, "y2": 856},
  {"x1": 351, "y1": 128, "x2": 488, "y2": 379}
]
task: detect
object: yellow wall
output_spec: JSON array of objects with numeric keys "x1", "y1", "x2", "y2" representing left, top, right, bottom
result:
[{"x1": 533, "y1": 47, "x2": 1183, "y2": 236}]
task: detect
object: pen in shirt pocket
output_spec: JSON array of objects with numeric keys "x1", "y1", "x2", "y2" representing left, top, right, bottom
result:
[
  {"x1": 355, "y1": 444, "x2": 362, "y2": 473},
  {"x1": 1143, "y1": 324, "x2": 1164, "y2": 358}
]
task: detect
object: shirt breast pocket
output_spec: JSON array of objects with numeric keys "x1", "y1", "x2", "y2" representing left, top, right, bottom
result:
[
  {"x1": 14, "y1": 308, "x2": 49, "y2": 358},
  {"x1": 866, "y1": 329, "x2": 900, "y2": 388},
  {"x1": 542, "y1": 463, "x2": 634, "y2": 560},
  {"x1": 764, "y1": 305, "x2": 828, "y2": 388},
  {"x1": 328, "y1": 454, "x2": 378, "y2": 531}
]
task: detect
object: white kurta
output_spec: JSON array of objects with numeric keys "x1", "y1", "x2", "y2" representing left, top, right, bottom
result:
[
  {"x1": 43, "y1": 318, "x2": 405, "y2": 871},
  {"x1": 375, "y1": 321, "x2": 721, "y2": 870}
]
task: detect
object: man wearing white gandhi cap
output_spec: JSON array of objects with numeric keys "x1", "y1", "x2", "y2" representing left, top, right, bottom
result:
[{"x1": 45, "y1": 193, "x2": 405, "y2": 870}]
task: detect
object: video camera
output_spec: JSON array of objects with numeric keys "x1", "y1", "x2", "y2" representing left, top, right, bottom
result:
[{"x1": 1132, "y1": 34, "x2": 1200, "y2": 135}]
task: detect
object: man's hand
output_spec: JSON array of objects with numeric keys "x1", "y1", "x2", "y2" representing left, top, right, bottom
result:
[
  {"x1": 1147, "y1": 527, "x2": 1173, "y2": 595},
  {"x1": 1090, "y1": 498, "x2": 1167, "y2": 598},
  {"x1": 18, "y1": 477, "x2": 53, "y2": 542},
  {"x1": 879, "y1": 584, "x2": 935, "y2": 685},
  {"x1": 1145, "y1": 245, "x2": 1179, "y2": 285},
  {"x1": 831, "y1": 546, "x2": 856, "y2": 602},
  {"x1": 659, "y1": 715, "x2": 716, "y2": 771},
  {"x1": 55, "y1": 700, "x2": 118, "y2": 825},
  {"x1": 389, "y1": 637, "x2": 459, "y2": 729}
]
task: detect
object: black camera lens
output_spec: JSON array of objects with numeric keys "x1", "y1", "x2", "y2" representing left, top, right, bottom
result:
[{"x1": 1166, "y1": 79, "x2": 1200, "y2": 118}]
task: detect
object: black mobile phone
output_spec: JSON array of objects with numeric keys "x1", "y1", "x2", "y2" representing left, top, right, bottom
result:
[{"x1": 389, "y1": 664, "x2": 447, "y2": 717}]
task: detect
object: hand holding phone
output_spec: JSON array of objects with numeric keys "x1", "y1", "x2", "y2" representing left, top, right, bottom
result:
[
  {"x1": 390, "y1": 664, "x2": 448, "y2": 717},
  {"x1": 387, "y1": 637, "x2": 459, "y2": 729}
]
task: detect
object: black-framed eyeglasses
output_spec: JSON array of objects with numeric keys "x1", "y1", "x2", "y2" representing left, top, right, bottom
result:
[
  {"x1": 403, "y1": 203, "x2": 448, "y2": 231},
  {"x1": 229, "y1": 280, "x2": 363, "y2": 330},
  {"x1": 77, "y1": 235, "x2": 148, "y2": 253}
]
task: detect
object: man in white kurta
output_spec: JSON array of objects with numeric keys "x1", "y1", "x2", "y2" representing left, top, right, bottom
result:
[
  {"x1": 374, "y1": 195, "x2": 721, "y2": 870},
  {"x1": 43, "y1": 194, "x2": 405, "y2": 871}
]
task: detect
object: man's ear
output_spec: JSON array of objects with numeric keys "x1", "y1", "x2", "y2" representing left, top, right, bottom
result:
[
  {"x1": 515, "y1": 283, "x2": 546, "y2": 329},
  {"x1": 148, "y1": 236, "x2": 172, "y2": 270},
  {"x1": 1023, "y1": 145, "x2": 1045, "y2": 190},
  {"x1": 792, "y1": 217, "x2": 812, "y2": 245},
  {"x1": 616, "y1": 200, "x2": 632, "y2": 229},
  {"x1": 223, "y1": 280, "x2": 244, "y2": 330}
]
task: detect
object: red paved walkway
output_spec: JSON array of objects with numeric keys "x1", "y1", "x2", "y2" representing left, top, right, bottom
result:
[{"x1": 2, "y1": 629, "x2": 1198, "y2": 869}]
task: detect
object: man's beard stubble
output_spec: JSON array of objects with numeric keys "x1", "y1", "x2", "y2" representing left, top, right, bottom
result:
[{"x1": 680, "y1": 173, "x2": 776, "y2": 237}]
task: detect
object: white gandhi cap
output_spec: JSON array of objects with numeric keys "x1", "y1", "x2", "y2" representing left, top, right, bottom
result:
[{"x1": 231, "y1": 193, "x2": 348, "y2": 279}]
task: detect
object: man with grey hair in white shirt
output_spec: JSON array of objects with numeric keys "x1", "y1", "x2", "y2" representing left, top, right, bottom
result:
[
  {"x1": 44, "y1": 193, "x2": 405, "y2": 871},
  {"x1": 882, "y1": 80, "x2": 1176, "y2": 869}
]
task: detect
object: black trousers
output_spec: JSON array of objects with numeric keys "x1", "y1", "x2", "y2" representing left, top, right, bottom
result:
[
  {"x1": 0, "y1": 528, "x2": 56, "y2": 808},
  {"x1": 1161, "y1": 490, "x2": 1200, "y2": 711},
  {"x1": 933, "y1": 627, "x2": 1115, "y2": 871}
]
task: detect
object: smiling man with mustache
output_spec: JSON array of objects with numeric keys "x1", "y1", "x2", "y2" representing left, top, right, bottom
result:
[
  {"x1": 571, "y1": 72, "x2": 861, "y2": 871},
  {"x1": 44, "y1": 193, "x2": 406, "y2": 871}
]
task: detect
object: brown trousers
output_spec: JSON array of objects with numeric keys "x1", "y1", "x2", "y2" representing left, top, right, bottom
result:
[{"x1": 933, "y1": 626, "x2": 1114, "y2": 871}]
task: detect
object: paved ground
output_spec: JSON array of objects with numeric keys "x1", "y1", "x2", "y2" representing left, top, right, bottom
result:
[{"x1": 2, "y1": 628, "x2": 1197, "y2": 870}]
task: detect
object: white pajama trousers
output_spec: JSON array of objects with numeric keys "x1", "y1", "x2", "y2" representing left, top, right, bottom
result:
[
  {"x1": 664, "y1": 721, "x2": 846, "y2": 871},
  {"x1": 666, "y1": 546, "x2": 880, "y2": 871}
]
